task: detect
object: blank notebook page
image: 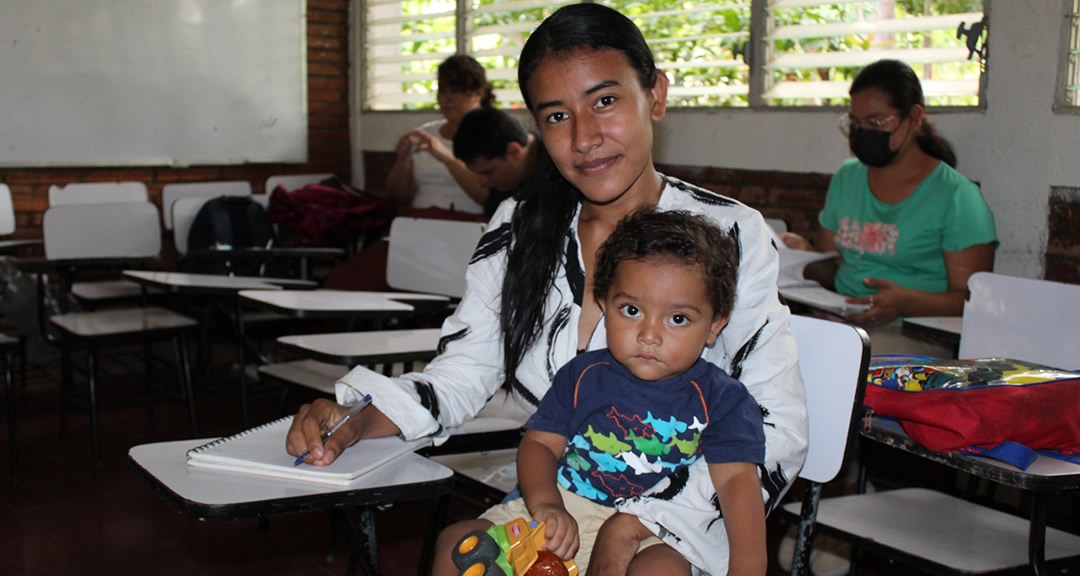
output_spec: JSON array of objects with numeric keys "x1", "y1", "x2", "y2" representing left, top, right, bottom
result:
[{"x1": 186, "y1": 417, "x2": 430, "y2": 486}]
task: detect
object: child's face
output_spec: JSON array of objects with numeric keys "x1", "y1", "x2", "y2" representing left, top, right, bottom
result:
[
  {"x1": 601, "y1": 257, "x2": 728, "y2": 382},
  {"x1": 525, "y1": 48, "x2": 667, "y2": 208}
]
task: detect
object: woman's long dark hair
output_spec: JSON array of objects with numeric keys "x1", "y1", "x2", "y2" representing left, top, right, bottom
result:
[
  {"x1": 850, "y1": 59, "x2": 957, "y2": 167},
  {"x1": 500, "y1": 3, "x2": 658, "y2": 388},
  {"x1": 438, "y1": 54, "x2": 495, "y2": 108}
]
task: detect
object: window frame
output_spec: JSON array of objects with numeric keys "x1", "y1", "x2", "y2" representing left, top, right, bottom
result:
[
  {"x1": 1055, "y1": 0, "x2": 1080, "y2": 113},
  {"x1": 359, "y1": 0, "x2": 990, "y2": 113}
]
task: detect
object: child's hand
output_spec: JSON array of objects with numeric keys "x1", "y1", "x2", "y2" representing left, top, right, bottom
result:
[{"x1": 531, "y1": 503, "x2": 580, "y2": 561}]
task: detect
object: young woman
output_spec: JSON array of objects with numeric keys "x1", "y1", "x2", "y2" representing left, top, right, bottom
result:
[
  {"x1": 384, "y1": 54, "x2": 492, "y2": 215},
  {"x1": 782, "y1": 59, "x2": 997, "y2": 355},
  {"x1": 325, "y1": 55, "x2": 494, "y2": 291},
  {"x1": 290, "y1": 5, "x2": 807, "y2": 573}
]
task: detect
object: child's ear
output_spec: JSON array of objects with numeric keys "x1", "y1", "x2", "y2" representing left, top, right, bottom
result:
[{"x1": 705, "y1": 315, "x2": 728, "y2": 346}]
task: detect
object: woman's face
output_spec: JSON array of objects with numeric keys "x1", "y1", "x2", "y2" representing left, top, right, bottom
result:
[
  {"x1": 437, "y1": 86, "x2": 483, "y2": 124},
  {"x1": 848, "y1": 88, "x2": 916, "y2": 154},
  {"x1": 526, "y1": 48, "x2": 667, "y2": 207}
]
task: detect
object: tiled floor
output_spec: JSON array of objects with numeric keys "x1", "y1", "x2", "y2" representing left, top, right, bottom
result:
[{"x1": 0, "y1": 339, "x2": 1072, "y2": 576}]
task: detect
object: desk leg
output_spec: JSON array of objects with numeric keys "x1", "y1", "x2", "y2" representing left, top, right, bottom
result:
[
  {"x1": 332, "y1": 507, "x2": 379, "y2": 576},
  {"x1": 5, "y1": 346, "x2": 16, "y2": 486},
  {"x1": 418, "y1": 494, "x2": 449, "y2": 576},
  {"x1": 1029, "y1": 491, "x2": 1047, "y2": 576},
  {"x1": 235, "y1": 297, "x2": 249, "y2": 429}
]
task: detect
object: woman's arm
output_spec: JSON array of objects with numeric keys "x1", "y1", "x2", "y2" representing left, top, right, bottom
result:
[
  {"x1": 710, "y1": 462, "x2": 767, "y2": 576},
  {"x1": 384, "y1": 132, "x2": 419, "y2": 205},
  {"x1": 285, "y1": 204, "x2": 520, "y2": 461},
  {"x1": 411, "y1": 130, "x2": 489, "y2": 206},
  {"x1": 847, "y1": 241, "x2": 995, "y2": 325}
]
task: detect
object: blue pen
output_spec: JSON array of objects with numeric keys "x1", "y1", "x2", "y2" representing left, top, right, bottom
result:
[{"x1": 293, "y1": 394, "x2": 372, "y2": 466}]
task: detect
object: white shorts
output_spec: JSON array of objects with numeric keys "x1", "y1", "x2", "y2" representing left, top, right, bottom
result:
[{"x1": 478, "y1": 485, "x2": 662, "y2": 569}]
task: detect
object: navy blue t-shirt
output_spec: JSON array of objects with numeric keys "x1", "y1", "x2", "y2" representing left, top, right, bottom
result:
[{"x1": 526, "y1": 349, "x2": 765, "y2": 506}]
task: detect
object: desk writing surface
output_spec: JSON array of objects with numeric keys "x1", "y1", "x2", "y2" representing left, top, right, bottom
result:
[
  {"x1": 0, "y1": 239, "x2": 42, "y2": 254},
  {"x1": 129, "y1": 439, "x2": 453, "y2": 521},
  {"x1": 240, "y1": 290, "x2": 446, "y2": 318},
  {"x1": 864, "y1": 417, "x2": 1080, "y2": 490},
  {"x1": 902, "y1": 316, "x2": 962, "y2": 337},
  {"x1": 123, "y1": 271, "x2": 315, "y2": 294},
  {"x1": 277, "y1": 329, "x2": 441, "y2": 366}
]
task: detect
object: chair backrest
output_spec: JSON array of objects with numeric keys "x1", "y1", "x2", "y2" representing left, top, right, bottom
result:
[
  {"x1": 265, "y1": 173, "x2": 335, "y2": 195},
  {"x1": 959, "y1": 272, "x2": 1080, "y2": 370},
  {"x1": 43, "y1": 202, "x2": 161, "y2": 260},
  {"x1": 172, "y1": 196, "x2": 212, "y2": 256},
  {"x1": 48, "y1": 182, "x2": 148, "y2": 206},
  {"x1": 386, "y1": 217, "x2": 486, "y2": 299},
  {"x1": 0, "y1": 183, "x2": 14, "y2": 236},
  {"x1": 162, "y1": 181, "x2": 251, "y2": 230},
  {"x1": 789, "y1": 315, "x2": 870, "y2": 483},
  {"x1": 765, "y1": 218, "x2": 788, "y2": 235}
]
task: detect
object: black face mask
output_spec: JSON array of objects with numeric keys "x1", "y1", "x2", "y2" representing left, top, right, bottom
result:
[{"x1": 848, "y1": 124, "x2": 898, "y2": 168}]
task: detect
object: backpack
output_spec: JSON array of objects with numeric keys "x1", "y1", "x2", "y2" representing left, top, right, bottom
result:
[
  {"x1": 185, "y1": 196, "x2": 285, "y2": 276},
  {"x1": 267, "y1": 178, "x2": 395, "y2": 248},
  {"x1": 864, "y1": 355, "x2": 1080, "y2": 469}
]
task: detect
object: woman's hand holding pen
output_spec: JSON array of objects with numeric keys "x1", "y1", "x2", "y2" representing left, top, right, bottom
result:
[{"x1": 286, "y1": 398, "x2": 400, "y2": 466}]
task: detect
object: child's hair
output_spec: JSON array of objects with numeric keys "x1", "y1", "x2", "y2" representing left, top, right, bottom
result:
[
  {"x1": 500, "y1": 3, "x2": 661, "y2": 392},
  {"x1": 850, "y1": 59, "x2": 956, "y2": 168},
  {"x1": 593, "y1": 208, "x2": 738, "y2": 320},
  {"x1": 438, "y1": 55, "x2": 495, "y2": 108},
  {"x1": 453, "y1": 107, "x2": 529, "y2": 164}
]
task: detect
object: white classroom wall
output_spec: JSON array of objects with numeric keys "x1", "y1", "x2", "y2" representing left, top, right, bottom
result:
[{"x1": 351, "y1": 1, "x2": 1080, "y2": 279}]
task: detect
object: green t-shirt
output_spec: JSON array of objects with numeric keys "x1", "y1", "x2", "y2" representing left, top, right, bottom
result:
[{"x1": 819, "y1": 158, "x2": 997, "y2": 298}]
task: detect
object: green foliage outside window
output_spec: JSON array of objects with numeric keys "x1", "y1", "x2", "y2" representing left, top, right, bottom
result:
[{"x1": 371, "y1": 0, "x2": 984, "y2": 110}]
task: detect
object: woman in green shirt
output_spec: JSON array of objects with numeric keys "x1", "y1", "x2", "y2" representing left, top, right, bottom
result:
[{"x1": 784, "y1": 60, "x2": 997, "y2": 351}]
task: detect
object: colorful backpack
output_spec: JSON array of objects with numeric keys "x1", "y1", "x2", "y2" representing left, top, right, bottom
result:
[{"x1": 863, "y1": 355, "x2": 1080, "y2": 469}]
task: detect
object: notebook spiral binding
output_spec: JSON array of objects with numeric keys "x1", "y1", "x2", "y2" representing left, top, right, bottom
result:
[{"x1": 186, "y1": 415, "x2": 294, "y2": 457}]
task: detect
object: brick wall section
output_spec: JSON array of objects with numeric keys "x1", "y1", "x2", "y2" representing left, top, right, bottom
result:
[
  {"x1": 658, "y1": 164, "x2": 831, "y2": 239},
  {"x1": 0, "y1": 0, "x2": 351, "y2": 260},
  {"x1": 1046, "y1": 187, "x2": 1080, "y2": 285},
  {"x1": 362, "y1": 150, "x2": 834, "y2": 238}
]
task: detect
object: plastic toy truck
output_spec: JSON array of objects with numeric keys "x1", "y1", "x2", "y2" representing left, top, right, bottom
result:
[{"x1": 452, "y1": 517, "x2": 579, "y2": 576}]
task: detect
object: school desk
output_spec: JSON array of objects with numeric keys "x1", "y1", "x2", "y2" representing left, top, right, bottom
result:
[
  {"x1": 122, "y1": 271, "x2": 318, "y2": 428},
  {"x1": 183, "y1": 246, "x2": 345, "y2": 281},
  {"x1": 901, "y1": 316, "x2": 963, "y2": 358},
  {"x1": 0, "y1": 239, "x2": 42, "y2": 255},
  {"x1": 128, "y1": 438, "x2": 454, "y2": 576},
  {"x1": 812, "y1": 416, "x2": 1080, "y2": 575}
]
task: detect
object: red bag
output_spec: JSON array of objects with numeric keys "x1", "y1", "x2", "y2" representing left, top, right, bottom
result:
[
  {"x1": 864, "y1": 356, "x2": 1080, "y2": 456},
  {"x1": 268, "y1": 181, "x2": 395, "y2": 247}
]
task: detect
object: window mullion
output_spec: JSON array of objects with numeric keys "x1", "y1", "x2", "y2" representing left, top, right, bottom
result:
[
  {"x1": 748, "y1": 0, "x2": 768, "y2": 107},
  {"x1": 455, "y1": 0, "x2": 466, "y2": 55}
]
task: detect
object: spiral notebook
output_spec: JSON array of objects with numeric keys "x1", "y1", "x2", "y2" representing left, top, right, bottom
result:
[{"x1": 186, "y1": 416, "x2": 431, "y2": 486}]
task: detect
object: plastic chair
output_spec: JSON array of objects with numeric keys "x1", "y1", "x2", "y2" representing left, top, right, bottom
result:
[
  {"x1": 801, "y1": 274, "x2": 1080, "y2": 574},
  {"x1": 172, "y1": 196, "x2": 212, "y2": 257},
  {"x1": 265, "y1": 173, "x2": 335, "y2": 195},
  {"x1": 0, "y1": 184, "x2": 14, "y2": 236},
  {"x1": 48, "y1": 182, "x2": 147, "y2": 206},
  {"x1": 766, "y1": 217, "x2": 789, "y2": 235},
  {"x1": 959, "y1": 272, "x2": 1080, "y2": 370},
  {"x1": 0, "y1": 333, "x2": 20, "y2": 485},
  {"x1": 161, "y1": 181, "x2": 251, "y2": 230},
  {"x1": 780, "y1": 315, "x2": 870, "y2": 576},
  {"x1": 41, "y1": 201, "x2": 198, "y2": 467},
  {"x1": 385, "y1": 217, "x2": 487, "y2": 299}
]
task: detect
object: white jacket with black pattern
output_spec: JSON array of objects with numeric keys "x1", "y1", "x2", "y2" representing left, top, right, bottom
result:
[{"x1": 334, "y1": 174, "x2": 808, "y2": 574}]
